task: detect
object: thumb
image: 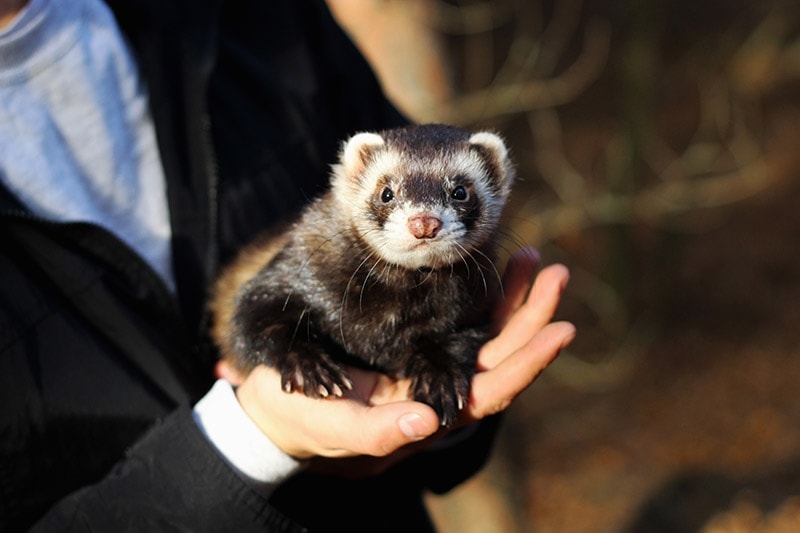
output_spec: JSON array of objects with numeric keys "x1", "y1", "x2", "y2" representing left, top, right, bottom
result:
[{"x1": 341, "y1": 402, "x2": 440, "y2": 457}]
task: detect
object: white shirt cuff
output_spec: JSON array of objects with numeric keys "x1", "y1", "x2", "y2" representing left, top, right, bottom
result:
[{"x1": 192, "y1": 379, "x2": 304, "y2": 497}]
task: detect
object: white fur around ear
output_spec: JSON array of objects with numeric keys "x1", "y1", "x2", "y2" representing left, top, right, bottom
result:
[
  {"x1": 468, "y1": 131, "x2": 514, "y2": 194},
  {"x1": 341, "y1": 132, "x2": 385, "y2": 179},
  {"x1": 468, "y1": 131, "x2": 508, "y2": 163}
]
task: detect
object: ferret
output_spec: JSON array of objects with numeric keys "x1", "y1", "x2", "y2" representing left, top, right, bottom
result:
[{"x1": 210, "y1": 124, "x2": 515, "y2": 426}]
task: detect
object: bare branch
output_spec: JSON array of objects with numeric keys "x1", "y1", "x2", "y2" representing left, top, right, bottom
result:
[
  {"x1": 528, "y1": 108, "x2": 587, "y2": 204},
  {"x1": 421, "y1": 20, "x2": 611, "y2": 124},
  {"x1": 430, "y1": 0, "x2": 516, "y2": 35}
]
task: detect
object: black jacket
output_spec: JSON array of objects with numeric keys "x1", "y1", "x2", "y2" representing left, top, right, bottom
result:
[{"x1": 0, "y1": 1, "x2": 498, "y2": 531}]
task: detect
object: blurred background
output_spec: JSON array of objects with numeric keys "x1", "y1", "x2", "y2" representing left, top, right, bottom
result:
[{"x1": 327, "y1": 1, "x2": 800, "y2": 531}]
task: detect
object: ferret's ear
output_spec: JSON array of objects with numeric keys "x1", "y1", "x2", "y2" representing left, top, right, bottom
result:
[
  {"x1": 469, "y1": 132, "x2": 508, "y2": 163},
  {"x1": 341, "y1": 132, "x2": 385, "y2": 180},
  {"x1": 469, "y1": 131, "x2": 514, "y2": 192}
]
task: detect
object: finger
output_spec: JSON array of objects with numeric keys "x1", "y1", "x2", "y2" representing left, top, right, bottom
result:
[
  {"x1": 468, "y1": 320, "x2": 576, "y2": 421},
  {"x1": 491, "y1": 247, "x2": 541, "y2": 335},
  {"x1": 304, "y1": 397, "x2": 439, "y2": 458},
  {"x1": 340, "y1": 402, "x2": 440, "y2": 457},
  {"x1": 503, "y1": 263, "x2": 570, "y2": 342},
  {"x1": 344, "y1": 367, "x2": 411, "y2": 405},
  {"x1": 236, "y1": 365, "x2": 439, "y2": 459},
  {"x1": 480, "y1": 263, "x2": 570, "y2": 370}
]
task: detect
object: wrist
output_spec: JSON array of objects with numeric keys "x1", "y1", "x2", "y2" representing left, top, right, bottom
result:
[
  {"x1": 193, "y1": 379, "x2": 305, "y2": 496},
  {"x1": 233, "y1": 369, "x2": 314, "y2": 459}
]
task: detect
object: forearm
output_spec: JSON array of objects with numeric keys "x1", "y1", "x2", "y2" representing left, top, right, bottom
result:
[
  {"x1": 193, "y1": 379, "x2": 305, "y2": 495},
  {"x1": 32, "y1": 407, "x2": 302, "y2": 532}
]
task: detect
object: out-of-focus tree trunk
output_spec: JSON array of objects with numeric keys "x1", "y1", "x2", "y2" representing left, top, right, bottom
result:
[{"x1": 325, "y1": 0, "x2": 454, "y2": 122}]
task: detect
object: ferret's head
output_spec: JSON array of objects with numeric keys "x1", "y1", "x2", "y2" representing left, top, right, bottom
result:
[{"x1": 331, "y1": 124, "x2": 514, "y2": 270}]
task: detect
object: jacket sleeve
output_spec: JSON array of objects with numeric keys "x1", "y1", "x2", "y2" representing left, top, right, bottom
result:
[{"x1": 32, "y1": 409, "x2": 304, "y2": 533}]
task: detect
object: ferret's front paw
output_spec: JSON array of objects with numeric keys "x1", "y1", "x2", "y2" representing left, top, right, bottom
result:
[
  {"x1": 277, "y1": 350, "x2": 353, "y2": 398},
  {"x1": 410, "y1": 366, "x2": 472, "y2": 428}
]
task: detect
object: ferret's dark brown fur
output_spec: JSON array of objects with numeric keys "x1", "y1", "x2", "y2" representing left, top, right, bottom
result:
[{"x1": 210, "y1": 124, "x2": 514, "y2": 426}]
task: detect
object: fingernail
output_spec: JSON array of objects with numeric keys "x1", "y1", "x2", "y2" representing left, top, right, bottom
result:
[
  {"x1": 561, "y1": 323, "x2": 577, "y2": 347},
  {"x1": 398, "y1": 412, "x2": 431, "y2": 440}
]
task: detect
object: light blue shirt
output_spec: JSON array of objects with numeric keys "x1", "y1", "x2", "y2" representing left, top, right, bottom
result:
[{"x1": 0, "y1": 0, "x2": 175, "y2": 291}]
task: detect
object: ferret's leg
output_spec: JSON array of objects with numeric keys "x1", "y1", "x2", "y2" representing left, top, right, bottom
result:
[
  {"x1": 232, "y1": 297, "x2": 352, "y2": 398},
  {"x1": 406, "y1": 328, "x2": 486, "y2": 427}
]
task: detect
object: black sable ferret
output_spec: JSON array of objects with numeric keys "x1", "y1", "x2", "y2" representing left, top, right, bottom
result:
[{"x1": 211, "y1": 124, "x2": 515, "y2": 426}]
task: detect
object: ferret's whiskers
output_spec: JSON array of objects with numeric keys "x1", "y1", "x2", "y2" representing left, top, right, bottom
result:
[
  {"x1": 339, "y1": 247, "x2": 377, "y2": 349},
  {"x1": 455, "y1": 246, "x2": 470, "y2": 279},
  {"x1": 418, "y1": 266, "x2": 436, "y2": 286},
  {"x1": 471, "y1": 245, "x2": 504, "y2": 298},
  {"x1": 360, "y1": 255, "x2": 384, "y2": 309},
  {"x1": 289, "y1": 305, "x2": 311, "y2": 348},
  {"x1": 456, "y1": 243, "x2": 488, "y2": 297},
  {"x1": 285, "y1": 227, "x2": 351, "y2": 307}
]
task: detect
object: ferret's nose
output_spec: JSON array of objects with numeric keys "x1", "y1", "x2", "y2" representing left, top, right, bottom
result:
[{"x1": 407, "y1": 215, "x2": 442, "y2": 239}]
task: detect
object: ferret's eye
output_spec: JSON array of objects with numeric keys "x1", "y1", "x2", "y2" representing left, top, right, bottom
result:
[
  {"x1": 451, "y1": 185, "x2": 469, "y2": 201},
  {"x1": 380, "y1": 187, "x2": 395, "y2": 203}
]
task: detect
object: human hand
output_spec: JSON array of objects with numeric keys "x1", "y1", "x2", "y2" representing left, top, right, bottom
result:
[
  {"x1": 467, "y1": 248, "x2": 575, "y2": 423},
  {"x1": 231, "y1": 247, "x2": 575, "y2": 467}
]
